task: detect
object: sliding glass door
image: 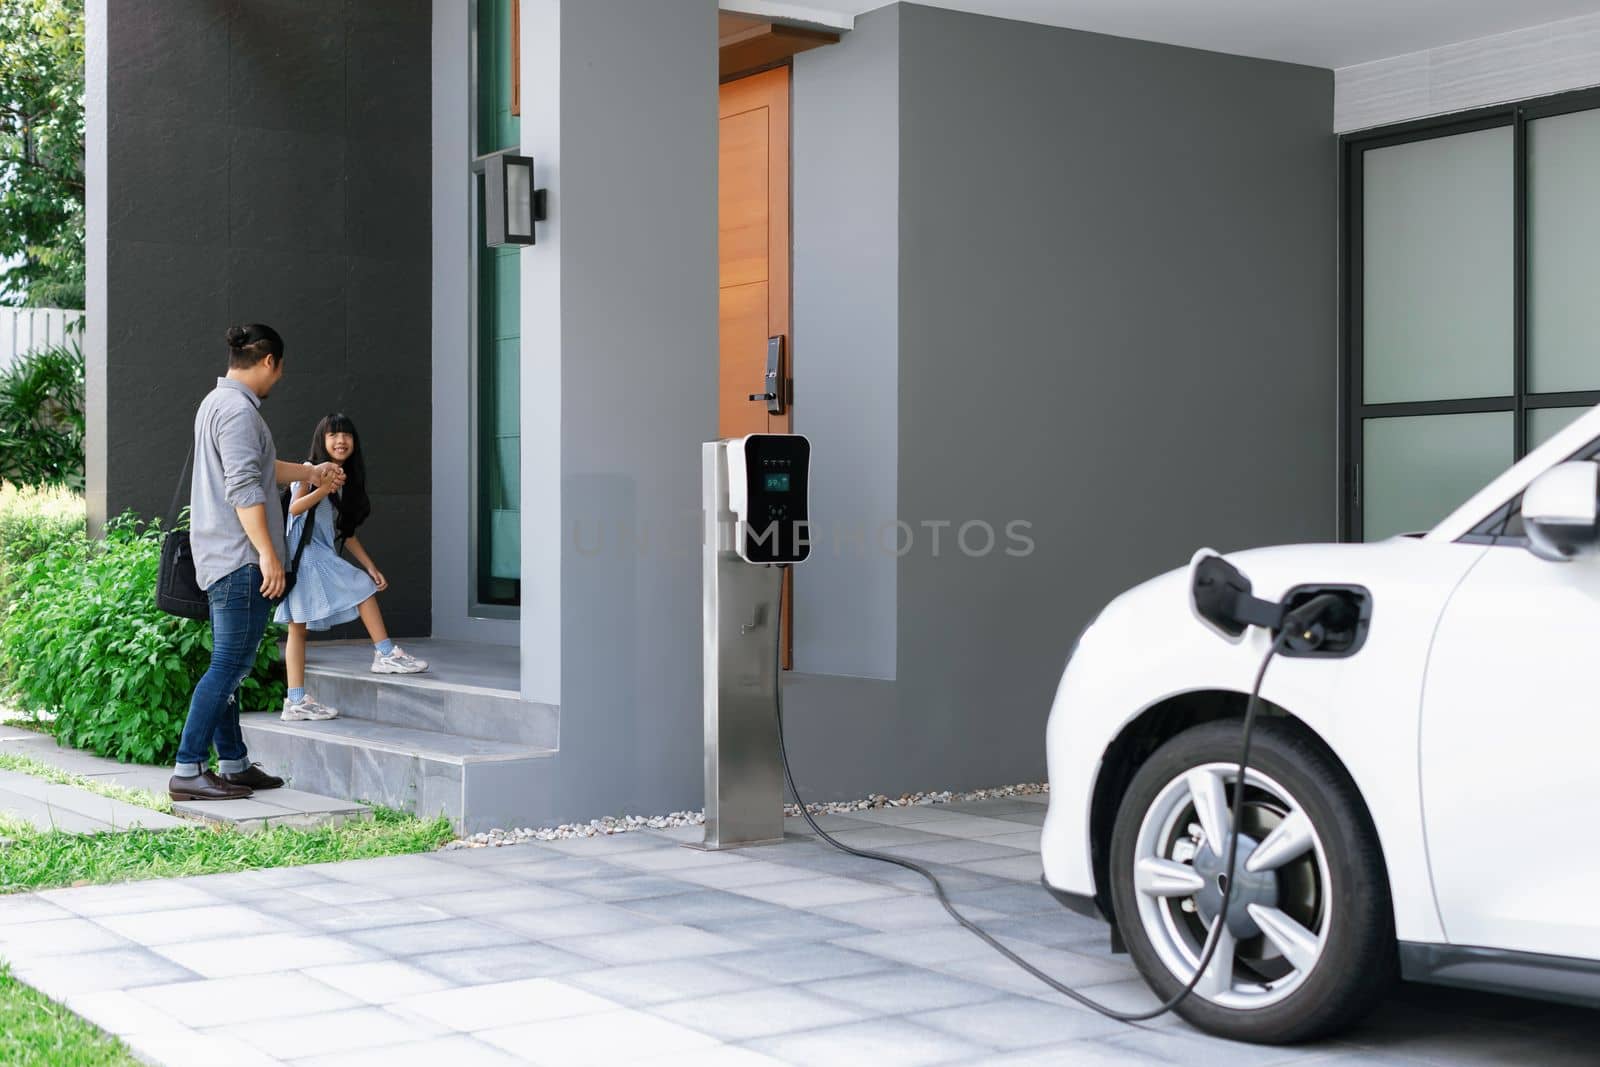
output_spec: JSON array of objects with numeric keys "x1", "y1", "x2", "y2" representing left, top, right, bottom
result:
[{"x1": 1344, "y1": 91, "x2": 1600, "y2": 541}]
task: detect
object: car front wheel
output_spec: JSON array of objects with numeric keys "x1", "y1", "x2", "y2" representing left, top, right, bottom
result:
[{"x1": 1108, "y1": 719, "x2": 1396, "y2": 1043}]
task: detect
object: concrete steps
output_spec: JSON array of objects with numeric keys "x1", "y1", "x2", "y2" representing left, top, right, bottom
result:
[{"x1": 238, "y1": 640, "x2": 558, "y2": 833}]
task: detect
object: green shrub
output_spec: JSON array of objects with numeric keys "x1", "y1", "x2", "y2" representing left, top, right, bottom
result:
[
  {"x1": 0, "y1": 341, "x2": 85, "y2": 490},
  {"x1": 0, "y1": 482, "x2": 84, "y2": 606},
  {"x1": 0, "y1": 512, "x2": 284, "y2": 765}
]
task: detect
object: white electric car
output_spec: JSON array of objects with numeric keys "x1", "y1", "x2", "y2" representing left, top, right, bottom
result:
[{"x1": 1041, "y1": 403, "x2": 1600, "y2": 1044}]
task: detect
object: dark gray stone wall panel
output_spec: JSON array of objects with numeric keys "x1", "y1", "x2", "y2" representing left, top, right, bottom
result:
[{"x1": 97, "y1": 1, "x2": 432, "y2": 637}]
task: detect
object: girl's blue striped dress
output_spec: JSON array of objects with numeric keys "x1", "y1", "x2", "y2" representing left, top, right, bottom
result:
[{"x1": 273, "y1": 483, "x2": 378, "y2": 630}]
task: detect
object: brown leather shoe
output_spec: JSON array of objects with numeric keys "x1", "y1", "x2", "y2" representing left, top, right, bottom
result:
[
  {"x1": 221, "y1": 763, "x2": 284, "y2": 790},
  {"x1": 168, "y1": 771, "x2": 252, "y2": 801}
]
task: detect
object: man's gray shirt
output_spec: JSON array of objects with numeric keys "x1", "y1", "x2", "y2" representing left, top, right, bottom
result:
[{"x1": 190, "y1": 377, "x2": 284, "y2": 591}]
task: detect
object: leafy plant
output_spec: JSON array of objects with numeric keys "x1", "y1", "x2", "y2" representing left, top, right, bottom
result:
[
  {"x1": 0, "y1": 481, "x2": 83, "y2": 608},
  {"x1": 0, "y1": 0, "x2": 85, "y2": 308},
  {"x1": 0, "y1": 341, "x2": 84, "y2": 489},
  {"x1": 0, "y1": 512, "x2": 285, "y2": 765}
]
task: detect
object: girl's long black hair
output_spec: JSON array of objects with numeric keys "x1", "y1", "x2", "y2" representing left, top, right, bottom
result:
[{"x1": 308, "y1": 413, "x2": 371, "y2": 542}]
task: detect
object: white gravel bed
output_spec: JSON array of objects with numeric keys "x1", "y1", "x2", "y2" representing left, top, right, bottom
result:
[{"x1": 443, "y1": 781, "x2": 1048, "y2": 849}]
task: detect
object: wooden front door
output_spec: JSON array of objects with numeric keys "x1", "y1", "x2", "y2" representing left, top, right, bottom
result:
[
  {"x1": 719, "y1": 67, "x2": 793, "y2": 665},
  {"x1": 719, "y1": 67, "x2": 790, "y2": 438}
]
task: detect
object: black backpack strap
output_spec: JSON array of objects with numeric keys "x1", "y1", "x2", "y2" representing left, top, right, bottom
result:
[{"x1": 166, "y1": 444, "x2": 194, "y2": 529}]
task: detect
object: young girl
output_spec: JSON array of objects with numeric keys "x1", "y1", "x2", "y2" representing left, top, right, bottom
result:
[{"x1": 275, "y1": 413, "x2": 427, "y2": 721}]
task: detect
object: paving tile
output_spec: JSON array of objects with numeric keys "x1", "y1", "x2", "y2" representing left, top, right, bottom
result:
[
  {"x1": 95, "y1": 904, "x2": 295, "y2": 946},
  {"x1": 560, "y1": 874, "x2": 700, "y2": 902},
  {"x1": 316, "y1": 853, "x2": 461, "y2": 884},
  {"x1": 712, "y1": 942, "x2": 897, "y2": 984},
  {"x1": 295, "y1": 1034, "x2": 528, "y2": 1067},
  {"x1": 562, "y1": 958, "x2": 761, "y2": 1006},
  {"x1": 477, "y1": 1006, "x2": 721, "y2": 1066},
  {"x1": 811, "y1": 895, "x2": 1007, "y2": 933},
  {"x1": 747, "y1": 1016, "x2": 990, "y2": 1067},
  {"x1": 132, "y1": 971, "x2": 363, "y2": 1027},
  {"x1": 651, "y1": 985, "x2": 865, "y2": 1042},
  {"x1": 834, "y1": 926, "x2": 1019, "y2": 968},
  {"x1": 548, "y1": 924, "x2": 745, "y2": 965},
  {"x1": 63, "y1": 988, "x2": 189, "y2": 1037},
  {"x1": 304, "y1": 959, "x2": 456, "y2": 1004},
  {"x1": 122, "y1": 1028, "x2": 287, "y2": 1067},
  {"x1": 297, "y1": 898, "x2": 456, "y2": 933},
  {"x1": 412, "y1": 884, "x2": 587, "y2": 917},
  {"x1": 347, "y1": 918, "x2": 516, "y2": 956},
  {"x1": 842, "y1": 805, "x2": 970, "y2": 827},
  {"x1": 153, "y1": 931, "x2": 378, "y2": 978},
  {"x1": 40, "y1": 881, "x2": 225, "y2": 918},
  {"x1": 608, "y1": 846, "x2": 758, "y2": 873},
  {"x1": 0, "y1": 894, "x2": 73, "y2": 926},
  {"x1": 224, "y1": 1005, "x2": 448, "y2": 1060},
  {"x1": 799, "y1": 966, "x2": 1011, "y2": 1015},
  {"x1": 1102, "y1": 1027, "x2": 1312, "y2": 1066},
  {"x1": 669, "y1": 858, "x2": 813, "y2": 890},
  {"x1": 909, "y1": 994, "x2": 1124, "y2": 1049},
  {"x1": 433, "y1": 842, "x2": 568, "y2": 866},
  {"x1": 730, "y1": 875, "x2": 904, "y2": 909},
  {"x1": 536, "y1": 831, "x2": 670, "y2": 855},
  {"x1": 908, "y1": 814, "x2": 1045, "y2": 840},
  {"x1": 975, "y1": 1040, "x2": 1170, "y2": 1066},
  {"x1": 376, "y1": 870, "x2": 517, "y2": 899},
  {"x1": 617, "y1": 889, "x2": 793, "y2": 927},
  {"x1": 411, "y1": 943, "x2": 596, "y2": 985},
  {"x1": 490, "y1": 857, "x2": 625, "y2": 883},
  {"x1": 962, "y1": 854, "x2": 1045, "y2": 883},
  {"x1": 182, "y1": 866, "x2": 333, "y2": 893},
  {"x1": 0, "y1": 916, "x2": 134, "y2": 956},
  {"x1": 287, "y1": 880, "x2": 396, "y2": 906},
  {"x1": 704, "y1": 910, "x2": 875, "y2": 947},
  {"x1": 947, "y1": 883, "x2": 1065, "y2": 917},
  {"x1": 484, "y1": 902, "x2": 657, "y2": 941},
  {"x1": 927, "y1": 943, "x2": 1133, "y2": 996},
  {"x1": 642, "y1": 1048, "x2": 788, "y2": 1067},
  {"x1": 822, "y1": 825, "x2": 951, "y2": 850},
  {"x1": 5, "y1": 945, "x2": 199, "y2": 996},
  {"x1": 399, "y1": 976, "x2": 619, "y2": 1032},
  {"x1": 877, "y1": 839, "x2": 1034, "y2": 865}
]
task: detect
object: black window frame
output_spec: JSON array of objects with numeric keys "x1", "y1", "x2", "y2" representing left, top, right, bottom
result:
[{"x1": 1340, "y1": 85, "x2": 1600, "y2": 543}]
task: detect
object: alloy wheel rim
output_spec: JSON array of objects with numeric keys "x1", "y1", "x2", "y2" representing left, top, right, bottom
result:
[{"x1": 1131, "y1": 762, "x2": 1332, "y2": 1010}]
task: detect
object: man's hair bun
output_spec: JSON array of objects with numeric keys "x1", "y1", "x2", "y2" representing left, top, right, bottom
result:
[{"x1": 225, "y1": 326, "x2": 249, "y2": 349}]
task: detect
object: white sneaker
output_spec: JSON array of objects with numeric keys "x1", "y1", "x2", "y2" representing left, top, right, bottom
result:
[
  {"x1": 281, "y1": 695, "x2": 340, "y2": 721},
  {"x1": 372, "y1": 646, "x2": 429, "y2": 674}
]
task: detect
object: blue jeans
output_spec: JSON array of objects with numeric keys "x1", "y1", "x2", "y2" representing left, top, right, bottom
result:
[{"x1": 175, "y1": 564, "x2": 271, "y2": 775}]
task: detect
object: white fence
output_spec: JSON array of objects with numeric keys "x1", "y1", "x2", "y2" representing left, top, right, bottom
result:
[{"x1": 0, "y1": 307, "x2": 84, "y2": 373}]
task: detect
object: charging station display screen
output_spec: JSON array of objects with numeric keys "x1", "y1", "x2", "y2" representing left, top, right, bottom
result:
[{"x1": 763, "y1": 472, "x2": 791, "y2": 492}]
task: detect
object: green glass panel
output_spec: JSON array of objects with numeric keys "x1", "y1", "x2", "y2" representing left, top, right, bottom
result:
[
  {"x1": 494, "y1": 436, "x2": 520, "y2": 510},
  {"x1": 490, "y1": 509, "x2": 520, "y2": 579},
  {"x1": 495, "y1": 339, "x2": 519, "y2": 427},
  {"x1": 1528, "y1": 406, "x2": 1587, "y2": 451},
  {"x1": 493, "y1": 252, "x2": 520, "y2": 339},
  {"x1": 1528, "y1": 109, "x2": 1600, "y2": 394},
  {"x1": 1363, "y1": 411, "x2": 1512, "y2": 541},
  {"x1": 1363, "y1": 127, "x2": 1513, "y2": 404}
]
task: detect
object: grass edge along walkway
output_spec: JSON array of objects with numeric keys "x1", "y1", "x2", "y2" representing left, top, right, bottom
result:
[
  {"x1": 0, "y1": 961, "x2": 140, "y2": 1067},
  {"x1": 0, "y1": 751, "x2": 174, "y2": 814}
]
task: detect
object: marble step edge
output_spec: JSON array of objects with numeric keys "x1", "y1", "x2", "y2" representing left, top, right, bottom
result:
[
  {"x1": 238, "y1": 713, "x2": 556, "y2": 766},
  {"x1": 288, "y1": 671, "x2": 558, "y2": 749},
  {"x1": 302, "y1": 661, "x2": 520, "y2": 700}
]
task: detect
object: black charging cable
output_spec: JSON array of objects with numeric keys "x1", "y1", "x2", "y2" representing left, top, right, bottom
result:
[{"x1": 772, "y1": 565, "x2": 1298, "y2": 1023}]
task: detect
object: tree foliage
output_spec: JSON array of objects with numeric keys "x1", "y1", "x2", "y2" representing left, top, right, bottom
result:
[{"x1": 0, "y1": 0, "x2": 84, "y2": 309}]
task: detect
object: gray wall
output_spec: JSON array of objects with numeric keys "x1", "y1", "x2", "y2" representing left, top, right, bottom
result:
[
  {"x1": 547, "y1": 0, "x2": 719, "y2": 820},
  {"x1": 782, "y1": 3, "x2": 1336, "y2": 799},
  {"x1": 88, "y1": 0, "x2": 432, "y2": 637}
]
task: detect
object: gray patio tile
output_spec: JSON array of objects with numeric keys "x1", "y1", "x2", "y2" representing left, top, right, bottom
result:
[
  {"x1": 411, "y1": 942, "x2": 596, "y2": 985},
  {"x1": 812, "y1": 895, "x2": 1007, "y2": 933},
  {"x1": 398, "y1": 976, "x2": 620, "y2": 1032},
  {"x1": 617, "y1": 889, "x2": 794, "y2": 926},
  {"x1": 296, "y1": 1034, "x2": 529, "y2": 1067},
  {"x1": 705, "y1": 911, "x2": 875, "y2": 947},
  {"x1": 878, "y1": 839, "x2": 1034, "y2": 865},
  {"x1": 564, "y1": 958, "x2": 760, "y2": 1006},
  {"x1": 642, "y1": 1048, "x2": 789, "y2": 1067},
  {"x1": 7, "y1": 946, "x2": 200, "y2": 996},
  {"x1": 287, "y1": 880, "x2": 396, "y2": 906},
  {"x1": 962, "y1": 854, "x2": 1046, "y2": 882},
  {"x1": 223, "y1": 1005, "x2": 448, "y2": 1061},
  {"x1": 347, "y1": 918, "x2": 515, "y2": 956},
  {"x1": 799, "y1": 966, "x2": 1009, "y2": 1015},
  {"x1": 132, "y1": 971, "x2": 363, "y2": 1027},
  {"x1": 297, "y1": 898, "x2": 456, "y2": 933},
  {"x1": 984, "y1": 809, "x2": 1048, "y2": 827},
  {"x1": 153, "y1": 931, "x2": 378, "y2": 978},
  {"x1": 747, "y1": 1016, "x2": 990, "y2": 1067},
  {"x1": 95, "y1": 904, "x2": 296, "y2": 946},
  {"x1": 0, "y1": 894, "x2": 72, "y2": 926},
  {"x1": 730, "y1": 874, "x2": 905, "y2": 909},
  {"x1": 537, "y1": 831, "x2": 671, "y2": 855},
  {"x1": 608, "y1": 844, "x2": 758, "y2": 872},
  {"x1": 491, "y1": 856, "x2": 626, "y2": 883},
  {"x1": 39, "y1": 881, "x2": 224, "y2": 918},
  {"x1": 548, "y1": 924, "x2": 745, "y2": 965},
  {"x1": 947, "y1": 882, "x2": 1064, "y2": 916},
  {"x1": 670, "y1": 858, "x2": 821, "y2": 889},
  {"x1": 432, "y1": 842, "x2": 567, "y2": 866},
  {"x1": 823, "y1": 825, "x2": 951, "y2": 849},
  {"x1": 1102, "y1": 1027, "x2": 1317, "y2": 1066},
  {"x1": 477, "y1": 1006, "x2": 720, "y2": 1066},
  {"x1": 122, "y1": 1029, "x2": 286, "y2": 1067},
  {"x1": 0, "y1": 916, "x2": 134, "y2": 956},
  {"x1": 61, "y1": 988, "x2": 189, "y2": 1038},
  {"x1": 860, "y1": 864, "x2": 1013, "y2": 895},
  {"x1": 835, "y1": 926, "x2": 1018, "y2": 968},
  {"x1": 651, "y1": 984, "x2": 866, "y2": 1042},
  {"x1": 713, "y1": 942, "x2": 897, "y2": 984},
  {"x1": 927, "y1": 955, "x2": 1142, "y2": 1005},
  {"x1": 315, "y1": 853, "x2": 461, "y2": 883},
  {"x1": 975, "y1": 1041, "x2": 1170, "y2": 1066},
  {"x1": 643, "y1": 824, "x2": 710, "y2": 845},
  {"x1": 910, "y1": 994, "x2": 1125, "y2": 1049},
  {"x1": 376, "y1": 870, "x2": 517, "y2": 899},
  {"x1": 560, "y1": 873, "x2": 700, "y2": 902},
  {"x1": 303, "y1": 960, "x2": 455, "y2": 1004},
  {"x1": 975, "y1": 911, "x2": 1107, "y2": 949},
  {"x1": 935, "y1": 799, "x2": 1043, "y2": 817},
  {"x1": 907, "y1": 814, "x2": 1043, "y2": 839},
  {"x1": 181, "y1": 866, "x2": 332, "y2": 893},
  {"x1": 844, "y1": 805, "x2": 973, "y2": 826},
  {"x1": 982, "y1": 830, "x2": 1043, "y2": 850},
  {"x1": 484, "y1": 901, "x2": 657, "y2": 941},
  {"x1": 412, "y1": 884, "x2": 587, "y2": 916}
]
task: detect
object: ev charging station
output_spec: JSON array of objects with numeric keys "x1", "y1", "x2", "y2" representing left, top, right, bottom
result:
[{"x1": 692, "y1": 433, "x2": 811, "y2": 851}]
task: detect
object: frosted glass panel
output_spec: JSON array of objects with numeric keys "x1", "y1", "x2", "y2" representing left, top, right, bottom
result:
[
  {"x1": 1363, "y1": 412, "x2": 1512, "y2": 540},
  {"x1": 1528, "y1": 406, "x2": 1587, "y2": 451},
  {"x1": 1529, "y1": 109, "x2": 1600, "y2": 393},
  {"x1": 1363, "y1": 128, "x2": 1513, "y2": 404}
]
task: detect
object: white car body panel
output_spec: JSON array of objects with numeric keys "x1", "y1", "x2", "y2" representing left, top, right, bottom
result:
[{"x1": 1042, "y1": 402, "x2": 1600, "y2": 958}]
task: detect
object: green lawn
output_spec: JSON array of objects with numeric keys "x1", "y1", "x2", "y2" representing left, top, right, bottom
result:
[{"x1": 0, "y1": 963, "x2": 139, "y2": 1067}]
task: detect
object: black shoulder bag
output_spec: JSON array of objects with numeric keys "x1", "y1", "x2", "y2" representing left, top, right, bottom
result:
[{"x1": 157, "y1": 451, "x2": 315, "y2": 618}]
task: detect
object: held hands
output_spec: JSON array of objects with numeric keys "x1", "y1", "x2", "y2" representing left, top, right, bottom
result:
[
  {"x1": 260, "y1": 552, "x2": 287, "y2": 599},
  {"x1": 367, "y1": 567, "x2": 388, "y2": 592},
  {"x1": 308, "y1": 462, "x2": 346, "y2": 491}
]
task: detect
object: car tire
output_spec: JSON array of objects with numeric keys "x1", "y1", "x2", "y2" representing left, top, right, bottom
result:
[{"x1": 1108, "y1": 718, "x2": 1396, "y2": 1044}]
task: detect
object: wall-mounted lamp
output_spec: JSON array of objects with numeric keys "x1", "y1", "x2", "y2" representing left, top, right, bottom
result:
[{"x1": 485, "y1": 152, "x2": 547, "y2": 247}]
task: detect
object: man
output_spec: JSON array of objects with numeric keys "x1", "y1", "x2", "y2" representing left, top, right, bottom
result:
[{"x1": 168, "y1": 323, "x2": 345, "y2": 802}]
